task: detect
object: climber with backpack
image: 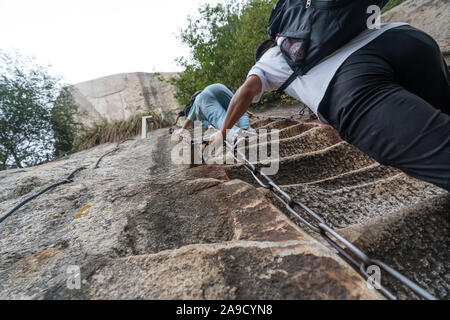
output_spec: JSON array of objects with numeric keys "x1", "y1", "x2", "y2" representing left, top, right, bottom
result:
[
  {"x1": 173, "y1": 83, "x2": 255, "y2": 142},
  {"x1": 209, "y1": 0, "x2": 450, "y2": 191},
  {"x1": 172, "y1": 90, "x2": 207, "y2": 128}
]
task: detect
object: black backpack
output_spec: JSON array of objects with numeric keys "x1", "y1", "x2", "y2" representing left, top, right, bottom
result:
[
  {"x1": 182, "y1": 90, "x2": 203, "y2": 117},
  {"x1": 267, "y1": 0, "x2": 389, "y2": 93}
]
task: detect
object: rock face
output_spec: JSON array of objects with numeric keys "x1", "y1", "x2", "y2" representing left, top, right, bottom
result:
[
  {"x1": 0, "y1": 0, "x2": 448, "y2": 301},
  {"x1": 382, "y1": 0, "x2": 450, "y2": 62},
  {"x1": 0, "y1": 127, "x2": 382, "y2": 300},
  {"x1": 0, "y1": 115, "x2": 448, "y2": 300},
  {"x1": 69, "y1": 72, "x2": 181, "y2": 127}
]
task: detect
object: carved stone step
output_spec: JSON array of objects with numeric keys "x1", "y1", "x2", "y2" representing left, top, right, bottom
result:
[
  {"x1": 226, "y1": 141, "x2": 376, "y2": 186},
  {"x1": 341, "y1": 193, "x2": 450, "y2": 300},
  {"x1": 280, "y1": 174, "x2": 447, "y2": 228}
]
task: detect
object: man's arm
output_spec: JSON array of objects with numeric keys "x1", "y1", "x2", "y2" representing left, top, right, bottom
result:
[
  {"x1": 172, "y1": 114, "x2": 181, "y2": 126},
  {"x1": 181, "y1": 119, "x2": 192, "y2": 130},
  {"x1": 173, "y1": 119, "x2": 192, "y2": 141},
  {"x1": 209, "y1": 75, "x2": 262, "y2": 144}
]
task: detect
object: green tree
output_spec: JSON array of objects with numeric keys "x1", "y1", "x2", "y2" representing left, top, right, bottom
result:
[
  {"x1": 0, "y1": 50, "x2": 79, "y2": 169},
  {"x1": 51, "y1": 87, "x2": 81, "y2": 157},
  {"x1": 172, "y1": 0, "x2": 277, "y2": 105},
  {"x1": 0, "y1": 147, "x2": 8, "y2": 171},
  {"x1": 173, "y1": 0, "x2": 405, "y2": 105}
]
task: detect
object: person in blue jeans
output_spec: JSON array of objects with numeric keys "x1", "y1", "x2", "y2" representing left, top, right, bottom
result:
[{"x1": 175, "y1": 83, "x2": 254, "y2": 141}]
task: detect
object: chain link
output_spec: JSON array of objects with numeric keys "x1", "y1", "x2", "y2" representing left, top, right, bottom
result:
[
  {"x1": 252, "y1": 105, "x2": 308, "y2": 121},
  {"x1": 224, "y1": 139, "x2": 438, "y2": 300},
  {"x1": 171, "y1": 125, "x2": 438, "y2": 300}
]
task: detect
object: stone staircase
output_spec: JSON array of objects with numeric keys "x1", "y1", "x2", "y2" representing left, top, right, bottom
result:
[{"x1": 224, "y1": 116, "x2": 449, "y2": 300}]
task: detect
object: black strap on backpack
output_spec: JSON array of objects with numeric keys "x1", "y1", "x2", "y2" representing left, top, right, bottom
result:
[
  {"x1": 276, "y1": 67, "x2": 302, "y2": 94},
  {"x1": 183, "y1": 90, "x2": 203, "y2": 116},
  {"x1": 268, "y1": 0, "x2": 389, "y2": 93}
]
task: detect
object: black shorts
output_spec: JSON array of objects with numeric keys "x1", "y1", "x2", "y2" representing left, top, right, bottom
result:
[{"x1": 318, "y1": 25, "x2": 450, "y2": 191}]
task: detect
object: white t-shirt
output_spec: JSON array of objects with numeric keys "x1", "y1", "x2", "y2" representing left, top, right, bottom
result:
[{"x1": 248, "y1": 23, "x2": 408, "y2": 123}]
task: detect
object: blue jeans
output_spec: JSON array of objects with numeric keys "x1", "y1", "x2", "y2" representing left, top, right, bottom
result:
[{"x1": 196, "y1": 84, "x2": 253, "y2": 141}]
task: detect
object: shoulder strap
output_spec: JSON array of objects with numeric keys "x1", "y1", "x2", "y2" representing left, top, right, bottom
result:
[
  {"x1": 276, "y1": 67, "x2": 302, "y2": 94},
  {"x1": 190, "y1": 90, "x2": 203, "y2": 103}
]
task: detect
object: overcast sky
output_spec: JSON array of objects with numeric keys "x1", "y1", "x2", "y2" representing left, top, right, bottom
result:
[{"x1": 0, "y1": 0, "x2": 220, "y2": 84}]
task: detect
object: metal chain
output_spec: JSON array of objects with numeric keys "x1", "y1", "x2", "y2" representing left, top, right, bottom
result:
[
  {"x1": 224, "y1": 139, "x2": 438, "y2": 301},
  {"x1": 252, "y1": 105, "x2": 308, "y2": 121},
  {"x1": 169, "y1": 128, "x2": 436, "y2": 300},
  {"x1": 169, "y1": 127, "x2": 209, "y2": 148}
]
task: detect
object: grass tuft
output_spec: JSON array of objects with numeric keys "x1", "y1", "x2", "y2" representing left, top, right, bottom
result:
[{"x1": 74, "y1": 110, "x2": 172, "y2": 151}]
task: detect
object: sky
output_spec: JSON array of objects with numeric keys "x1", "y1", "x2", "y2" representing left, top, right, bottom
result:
[{"x1": 0, "y1": 0, "x2": 220, "y2": 84}]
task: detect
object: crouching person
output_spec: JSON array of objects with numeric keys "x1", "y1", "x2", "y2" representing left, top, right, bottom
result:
[{"x1": 174, "y1": 83, "x2": 254, "y2": 142}]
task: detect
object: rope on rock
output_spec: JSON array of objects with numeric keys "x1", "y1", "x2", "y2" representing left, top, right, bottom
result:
[
  {"x1": 0, "y1": 139, "x2": 136, "y2": 225},
  {"x1": 0, "y1": 167, "x2": 86, "y2": 224},
  {"x1": 94, "y1": 139, "x2": 136, "y2": 169}
]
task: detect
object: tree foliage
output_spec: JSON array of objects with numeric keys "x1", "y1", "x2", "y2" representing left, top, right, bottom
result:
[
  {"x1": 382, "y1": 0, "x2": 407, "y2": 13},
  {"x1": 0, "y1": 50, "x2": 80, "y2": 169},
  {"x1": 172, "y1": 0, "x2": 406, "y2": 105},
  {"x1": 51, "y1": 87, "x2": 81, "y2": 158},
  {"x1": 172, "y1": 0, "x2": 277, "y2": 105}
]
